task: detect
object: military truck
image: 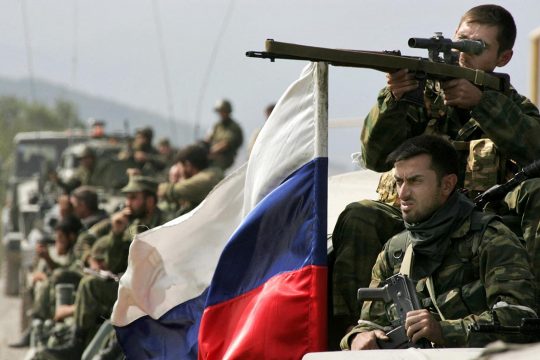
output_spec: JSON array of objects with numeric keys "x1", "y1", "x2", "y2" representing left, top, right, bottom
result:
[{"x1": 2, "y1": 131, "x2": 88, "y2": 296}]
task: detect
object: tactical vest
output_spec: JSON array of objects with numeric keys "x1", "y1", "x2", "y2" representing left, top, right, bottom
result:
[
  {"x1": 422, "y1": 83, "x2": 507, "y2": 194},
  {"x1": 386, "y1": 211, "x2": 498, "y2": 320}
]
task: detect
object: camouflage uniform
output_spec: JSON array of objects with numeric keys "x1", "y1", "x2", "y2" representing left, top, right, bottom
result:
[
  {"x1": 332, "y1": 200, "x2": 403, "y2": 328},
  {"x1": 32, "y1": 249, "x2": 79, "y2": 320},
  {"x1": 60, "y1": 166, "x2": 95, "y2": 193},
  {"x1": 73, "y1": 207, "x2": 166, "y2": 345},
  {"x1": 208, "y1": 117, "x2": 244, "y2": 170},
  {"x1": 72, "y1": 210, "x2": 110, "y2": 266},
  {"x1": 332, "y1": 84, "x2": 540, "y2": 328},
  {"x1": 160, "y1": 166, "x2": 224, "y2": 216},
  {"x1": 341, "y1": 212, "x2": 536, "y2": 349}
]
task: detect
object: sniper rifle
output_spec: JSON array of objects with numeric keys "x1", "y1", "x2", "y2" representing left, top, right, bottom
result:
[{"x1": 246, "y1": 33, "x2": 510, "y2": 105}]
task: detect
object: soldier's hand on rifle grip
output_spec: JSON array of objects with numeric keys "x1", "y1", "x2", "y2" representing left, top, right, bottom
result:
[
  {"x1": 405, "y1": 309, "x2": 444, "y2": 346},
  {"x1": 350, "y1": 330, "x2": 389, "y2": 350},
  {"x1": 441, "y1": 78, "x2": 483, "y2": 109},
  {"x1": 387, "y1": 69, "x2": 419, "y2": 101}
]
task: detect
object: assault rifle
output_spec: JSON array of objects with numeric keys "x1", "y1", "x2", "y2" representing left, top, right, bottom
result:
[
  {"x1": 246, "y1": 33, "x2": 510, "y2": 105},
  {"x1": 83, "y1": 267, "x2": 121, "y2": 282},
  {"x1": 357, "y1": 273, "x2": 431, "y2": 349},
  {"x1": 475, "y1": 159, "x2": 540, "y2": 209},
  {"x1": 470, "y1": 318, "x2": 540, "y2": 336}
]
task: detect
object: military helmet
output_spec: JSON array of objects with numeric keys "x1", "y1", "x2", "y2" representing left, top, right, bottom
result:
[
  {"x1": 121, "y1": 175, "x2": 158, "y2": 194},
  {"x1": 213, "y1": 99, "x2": 233, "y2": 113}
]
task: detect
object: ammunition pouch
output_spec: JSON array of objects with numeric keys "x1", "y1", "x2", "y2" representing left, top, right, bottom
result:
[{"x1": 464, "y1": 139, "x2": 500, "y2": 192}]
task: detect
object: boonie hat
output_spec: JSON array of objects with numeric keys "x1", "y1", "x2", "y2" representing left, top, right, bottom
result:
[
  {"x1": 121, "y1": 175, "x2": 158, "y2": 194},
  {"x1": 213, "y1": 99, "x2": 232, "y2": 113}
]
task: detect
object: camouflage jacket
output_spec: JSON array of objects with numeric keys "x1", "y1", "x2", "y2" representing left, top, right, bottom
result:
[
  {"x1": 208, "y1": 118, "x2": 244, "y2": 169},
  {"x1": 362, "y1": 85, "x2": 540, "y2": 196},
  {"x1": 341, "y1": 213, "x2": 536, "y2": 349},
  {"x1": 73, "y1": 210, "x2": 110, "y2": 264},
  {"x1": 161, "y1": 166, "x2": 224, "y2": 215},
  {"x1": 90, "y1": 208, "x2": 166, "y2": 275}
]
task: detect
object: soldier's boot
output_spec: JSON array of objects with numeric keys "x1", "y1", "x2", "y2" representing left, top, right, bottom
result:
[
  {"x1": 8, "y1": 326, "x2": 31, "y2": 348},
  {"x1": 37, "y1": 329, "x2": 85, "y2": 360}
]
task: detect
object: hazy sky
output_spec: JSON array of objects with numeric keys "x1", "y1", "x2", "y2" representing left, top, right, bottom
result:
[{"x1": 1, "y1": 0, "x2": 539, "y2": 170}]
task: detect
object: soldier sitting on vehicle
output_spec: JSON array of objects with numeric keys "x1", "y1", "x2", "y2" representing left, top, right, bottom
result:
[
  {"x1": 61, "y1": 146, "x2": 96, "y2": 192},
  {"x1": 51, "y1": 146, "x2": 107, "y2": 193},
  {"x1": 157, "y1": 137, "x2": 177, "y2": 167},
  {"x1": 70, "y1": 186, "x2": 111, "y2": 266},
  {"x1": 342, "y1": 135, "x2": 537, "y2": 350},
  {"x1": 204, "y1": 99, "x2": 244, "y2": 171},
  {"x1": 158, "y1": 144, "x2": 224, "y2": 217},
  {"x1": 131, "y1": 126, "x2": 167, "y2": 175},
  {"x1": 157, "y1": 162, "x2": 183, "y2": 215},
  {"x1": 32, "y1": 217, "x2": 82, "y2": 281},
  {"x1": 332, "y1": 4, "x2": 540, "y2": 336},
  {"x1": 35, "y1": 175, "x2": 167, "y2": 359},
  {"x1": 14, "y1": 188, "x2": 112, "y2": 350},
  {"x1": 9, "y1": 217, "x2": 82, "y2": 348}
]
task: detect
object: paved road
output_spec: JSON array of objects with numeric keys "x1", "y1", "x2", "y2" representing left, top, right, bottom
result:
[{"x1": 0, "y1": 272, "x2": 30, "y2": 360}]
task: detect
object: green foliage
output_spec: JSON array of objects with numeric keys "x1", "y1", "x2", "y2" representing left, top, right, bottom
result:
[{"x1": 0, "y1": 96, "x2": 83, "y2": 203}]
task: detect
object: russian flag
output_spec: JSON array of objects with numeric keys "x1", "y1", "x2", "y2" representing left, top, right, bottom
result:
[{"x1": 111, "y1": 62, "x2": 328, "y2": 359}]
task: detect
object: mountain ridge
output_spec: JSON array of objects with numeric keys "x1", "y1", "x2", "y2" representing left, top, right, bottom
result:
[{"x1": 0, "y1": 76, "x2": 193, "y2": 146}]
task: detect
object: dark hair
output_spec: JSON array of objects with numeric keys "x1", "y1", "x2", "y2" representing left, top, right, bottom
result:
[
  {"x1": 71, "y1": 186, "x2": 99, "y2": 212},
  {"x1": 460, "y1": 4, "x2": 516, "y2": 53},
  {"x1": 55, "y1": 216, "x2": 82, "y2": 236},
  {"x1": 176, "y1": 144, "x2": 209, "y2": 170},
  {"x1": 386, "y1": 135, "x2": 458, "y2": 180}
]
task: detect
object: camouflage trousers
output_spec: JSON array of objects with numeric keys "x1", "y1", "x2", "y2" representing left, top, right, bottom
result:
[
  {"x1": 33, "y1": 269, "x2": 82, "y2": 320},
  {"x1": 331, "y1": 178, "x2": 540, "y2": 333},
  {"x1": 74, "y1": 275, "x2": 119, "y2": 346},
  {"x1": 331, "y1": 200, "x2": 403, "y2": 331},
  {"x1": 503, "y1": 178, "x2": 540, "y2": 314}
]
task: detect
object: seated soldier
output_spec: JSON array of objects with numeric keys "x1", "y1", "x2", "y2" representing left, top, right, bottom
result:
[
  {"x1": 158, "y1": 144, "x2": 224, "y2": 216},
  {"x1": 53, "y1": 147, "x2": 101, "y2": 193},
  {"x1": 37, "y1": 175, "x2": 167, "y2": 359},
  {"x1": 158, "y1": 162, "x2": 184, "y2": 215},
  {"x1": 70, "y1": 186, "x2": 110, "y2": 266},
  {"x1": 332, "y1": 5, "x2": 540, "y2": 335},
  {"x1": 341, "y1": 135, "x2": 536, "y2": 350},
  {"x1": 10, "y1": 217, "x2": 82, "y2": 348},
  {"x1": 205, "y1": 99, "x2": 244, "y2": 171}
]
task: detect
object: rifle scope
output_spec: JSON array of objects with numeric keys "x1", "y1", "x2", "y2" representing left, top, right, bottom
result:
[{"x1": 408, "y1": 36, "x2": 485, "y2": 55}]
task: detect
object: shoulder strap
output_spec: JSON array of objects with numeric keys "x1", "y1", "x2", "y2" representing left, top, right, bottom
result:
[
  {"x1": 399, "y1": 241, "x2": 413, "y2": 276},
  {"x1": 469, "y1": 211, "x2": 499, "y2": 255},
  {"x1": 401, "y1": 243, "x2": 446, "y2": 320}
]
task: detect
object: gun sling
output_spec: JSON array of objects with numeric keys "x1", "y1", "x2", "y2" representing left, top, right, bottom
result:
[{"x1": 400, "y1": 243, "x2": 446, "y2": 321}]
